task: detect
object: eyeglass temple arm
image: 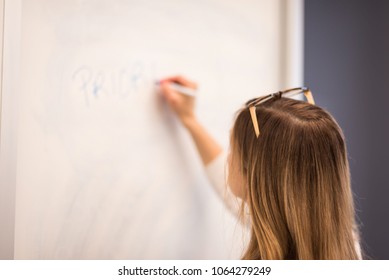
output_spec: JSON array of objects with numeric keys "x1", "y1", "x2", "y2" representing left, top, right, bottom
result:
[
  {"x1": 304, "y1": 90, "x2": 315, "y2": 104},
  {"x1": 249, "y1": 106, "x2": 260, "y2": 138}
]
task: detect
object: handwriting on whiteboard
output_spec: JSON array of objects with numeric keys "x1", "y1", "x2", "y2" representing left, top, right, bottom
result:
[{"x1": 71, "y1": 61, "x2": 157, "y2": 106}]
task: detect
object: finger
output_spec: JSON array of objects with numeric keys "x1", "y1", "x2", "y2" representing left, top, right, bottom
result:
[
  {"x1": 160, "y1": 81, "x2": 177, "y2": 102},
  {"x1": 160, "y1": 75, "x2": 197, "y2": 89}
]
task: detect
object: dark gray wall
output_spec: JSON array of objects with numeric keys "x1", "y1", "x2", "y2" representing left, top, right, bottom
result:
[{"x1": 304, "y1": 0, "x2": 389, "y2": 259}]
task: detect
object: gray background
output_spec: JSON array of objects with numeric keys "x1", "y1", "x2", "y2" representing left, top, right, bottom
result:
[{"x1": 305, "y1": 0, "x2": 389, "y2": 259}]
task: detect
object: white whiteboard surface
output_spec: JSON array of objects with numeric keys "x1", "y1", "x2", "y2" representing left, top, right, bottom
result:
[{"x1": 0, "y1": 0, "x2": 303, "y2": 259}]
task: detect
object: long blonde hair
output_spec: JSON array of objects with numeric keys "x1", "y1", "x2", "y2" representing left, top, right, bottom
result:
[{"x1": 231, "y1": 96, "x2": 360, "y2": 259}]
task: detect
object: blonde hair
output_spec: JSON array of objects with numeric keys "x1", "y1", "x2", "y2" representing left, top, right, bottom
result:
[{"x1": 231, "y1": 97, "x2": 360, "y2": 259}]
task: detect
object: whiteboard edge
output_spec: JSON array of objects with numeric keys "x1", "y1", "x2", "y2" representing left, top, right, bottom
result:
[
  {"x1": 0, "y1": 0, "x2": 21, "y2": 260},
  {"x1": 280, "y1": 0, "x2": 304, "y2": 88}
]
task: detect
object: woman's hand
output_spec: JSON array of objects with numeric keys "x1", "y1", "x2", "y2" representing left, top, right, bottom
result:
[
  {"x1": 159, "y1": 75, "x2": 198, "y2": 127},
  {"x1": 159, "y1": 75, "x2": 222, "y2": 165}
]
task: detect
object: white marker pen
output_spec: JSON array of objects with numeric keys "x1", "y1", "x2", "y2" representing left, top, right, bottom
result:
[{"x1": 156, "y1": 80, "x2": 197, "y2": 97}]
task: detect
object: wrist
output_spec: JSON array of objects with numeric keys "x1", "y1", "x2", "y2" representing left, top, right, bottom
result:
[{"x1": 182, "y1": 116, "x2": 199, "y2": 130}]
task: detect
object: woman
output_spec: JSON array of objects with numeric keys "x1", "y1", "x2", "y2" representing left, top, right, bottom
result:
[{"x1": 159, "y1": 75, "x2": 362, "y2": 260}]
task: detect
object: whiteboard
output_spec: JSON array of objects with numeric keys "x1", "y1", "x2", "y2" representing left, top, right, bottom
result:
[{"x1": 0, "y1": 0, "x2": 303, "y2": 259}]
